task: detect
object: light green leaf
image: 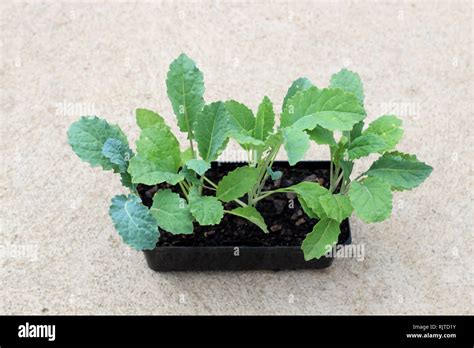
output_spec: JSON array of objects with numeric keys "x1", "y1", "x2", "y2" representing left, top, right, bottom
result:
[
  {"x1": 366, "y1": 153, "x2": 433, "y2": 190},
  {"x1": 136, "y1": 124, "x2": 181, "y2": 172},
  {"x1": 307, "y1": 126, "x2": 336, "y2": 146},
  {"x1": 254, "y1": 96, "x2": 275, "y2": 141},
  {"x1": 288, "y1": 182, "x2": 329, "y2": 218},
  {"x1": 128, "y1": 122, "x2": 182, "y2": 185},
  {"x1": 348, "y1": 133, "x2": 387, "y2": 160},
  {"x1": 281, "y1": 86, "x2": 366, "y2": 131},
  {"x1": 263, "y1": 131, "x2": 284, "y2": 150},
  {"x1": 364, "y1": 115, "x2": 403, "y2": 151},
  {"x1": 216, "y1": 166, "x2": 260, "y2": 202},
  {"x1": 189, "y1": 194, "x2": 224, "y2": 225},
  {"x1": 330, "y1": 68, "x2": 365, "y2": 106},
  {"x1": 226, "y1": 206, "x2": 268, "y2": 233},
  {"x1": 128, "y1": 156, "x2": 184, "y2": 185},
  {"x1": 282, "y1": 77, "x2": 313, "y2": 111},
  {"x1": 225, "y1": 100, "x2": 255, "y2": 132},
  {"x1": 166, "y1": 53, "x2": 204, "y2": 138},
  {"x1": 301, "y1": 218, "x2": 340, "y2": 260},
  {"x1": 228, "y1": 131, "x2": 265, "y2": 147},
  {"x1": 299, "y1": 196, "x2": 318, "y2": 219},
  {"x1": 319, "y1": 193, "x2": 353, "y2": 222},
  {"x1": 102, "y1": 138, "x2": 133, "y2": 173},
  {"x1": 136, "y1": 108, "x2": 165, "y2": 129},
  {"x1": 194, "y1": 101, "x2": 230, "y2": 162},
  {"x1": 185, "y1": 159, "x2": 210, "y2": 176},
  {"x1": 349, "y1": 177, "x2": 393, "y2": 223},
  {"x1": 67, "y1": 116, "x2": 128, "y2": 170},
  {"x1": 150, "y1": 189, "x2": 193, "y2": 234},
  {"x1": 282, "y1": 127, "x2": 310, "y2": 165},
  {"x1": 109, "y1": 194, "x2": 159, "y2": 250},
  {"x1": 181, "y1": 148, "x2": 194, "y2": 165}
]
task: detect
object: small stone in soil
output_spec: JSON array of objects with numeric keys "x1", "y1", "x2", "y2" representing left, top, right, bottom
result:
[
  {"x1": 295, "y1": 218, "x2": 306, "y2": 226},
  {"x1": 303, "y1": 174, "x2": 318, "y2": 182},
  {"x1": 204, "y1": 230, "x2": 215, "y2": 237},
  {"x1": 272, "y1": 199, "x2": 286, "y2": 214},
  {"x1": 270, "y1": 224, "x2": 282, "y2": 232},
  {"x1": 273, "y1": 178, "x2": 282, "y2": 188},
  {"x1": 285, "y1": 192, "x2": 296, "y2": 199}
]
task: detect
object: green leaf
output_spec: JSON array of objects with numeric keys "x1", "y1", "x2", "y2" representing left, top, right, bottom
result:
[
  {"x1": 301, "y1": 218, "x2": 340, "y2": 260},
  {"x1": 348, "y1": 133, "x2": 387, "y2": 160},
  {"x1": 102, "y1": 138, "x2": 133, "y2": 173},
  {"x1": 128, "y1": 122, "x2": 182, "y2": 185},
  {"x1": 307, "y1": 125, "x2": 336, "y2": 146},
  {"x1": 225, "y1": 100, "x2": 255, "y2": 132},
  {"x1": 185, "y1": 159, "x2": 210, "y2": 176},
  {"x1": 226, "y1": 206, "x2": 268, "y2": 233},
  {"x1": 348, "y1": 177, "x2": 393, "y2": 223},
  {"x1": 340, "y1": 160, "x2": 354, "y2": 182},
  {"x1": 67, "y1": 116, "x2": 128, "y2": 170},
  {"x1": 216, "y1": 166, "x2": 260, "y2": 202},
  {"x1": 299, "y1": 196, "x2": 318, "y2": 219},
  {"x1": 150, "y1": 189, "x2": 193, "y2": 234},
  {"x1": 136, "y1": 108, "x2": 165, "y2": 129},
  {"x1": 319, "y1": 193, "x2": 353, "y2": 222},
  {"x1": 330, "y1": 69, "x2": 364, "y2": 106},
  {"x1": 366, "y1": 153, "x2": 433, "y2": 190},
  {"x1": 282, "y1": 77, "x2": 313, "y2": 111},
  {"x1": 228, "y1": 131, "x2": 264, "y2": 147},
  {"x1": 128, "y1": 156, "x2": 184, "y2": 185},
  {"x1": 135, "y1": 124, "x2": 181, "y2": 172},
  {"x1": 350, "y1": 120, "x2": 364, "y2": 140},
  {"x1": 179, "y1": 167, "x2": 201, "y2": 187},
  {"x1": 282, "y1": 127, "x2": 310, "y2": 165},
  {"x1": 189, "y1": 194, "x2": 224, "y2": 225},
  {"x1": 109, "y1": 194, "x2": 159, "y2": 250},
  {"x1": 166, "y1": 53, "x2": 204, "y2": 138},
  {"x1": 288, "y1": 182, "x2": 329, "y2": 218},
  {"x1": 194, "y1": 101, "x2": 230, "y2": 162},
  {"x1": 120, "y1": 172, "x2": 135, "y2": 190},
  {"x1": 254, "y1": 96, "x2": 275, "y2": 141},
  {"x1": 181, "y1": 148, "x2": 194, "y2": 165},
  {"x1": 280, "y1": 87, "x2": 366, "y2": 131},
  {"x1": 364, "y1": 115, "x2": 403, "y2": 151}
]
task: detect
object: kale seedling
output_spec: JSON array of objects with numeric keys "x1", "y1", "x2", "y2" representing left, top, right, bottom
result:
[{"x1": 67, "y1": 54, "x2": 432, "y2": 260}]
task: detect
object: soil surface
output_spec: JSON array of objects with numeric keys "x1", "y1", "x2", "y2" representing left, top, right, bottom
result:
[{"x1": 137, "y1": 162, "x2": 349, "y2": 247}]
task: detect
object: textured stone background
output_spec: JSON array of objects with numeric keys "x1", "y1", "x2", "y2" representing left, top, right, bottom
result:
[{"x1": 1, "y1": 0, "x2": 472, "y2": 314}]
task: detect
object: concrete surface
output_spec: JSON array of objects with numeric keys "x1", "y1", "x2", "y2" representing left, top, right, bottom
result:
[{"x1": 1, "y1": 0, "x2": 472, "y2": 315}]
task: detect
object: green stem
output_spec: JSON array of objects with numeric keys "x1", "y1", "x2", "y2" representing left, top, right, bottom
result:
[
  {"x1": 189, "y1": 138, "x2": 196, "y2": 159},
  {"x1": 253, "y1": 187, "x2": 289, "y2": 203},
  {"x1": 331, "y1": 172, "x2": 344, "y2": 193},
  {"x1": 234, "y1": 199, "x2": 247, "y2": 207},
  {"x1": 202, "y1": 176, "x2": 218, "y2": 188},
  {"x1": 178, "y1": 181, "x2": 189, "y2": 199}
]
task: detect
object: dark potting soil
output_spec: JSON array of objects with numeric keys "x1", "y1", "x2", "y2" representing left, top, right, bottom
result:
[{"x1": 137, "y1": 162, "x2": 350, "y2": 247}]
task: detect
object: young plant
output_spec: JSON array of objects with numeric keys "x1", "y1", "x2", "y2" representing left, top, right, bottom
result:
[{"x1": 67, "y1": 54, "x2": 432, "y2": 260}]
